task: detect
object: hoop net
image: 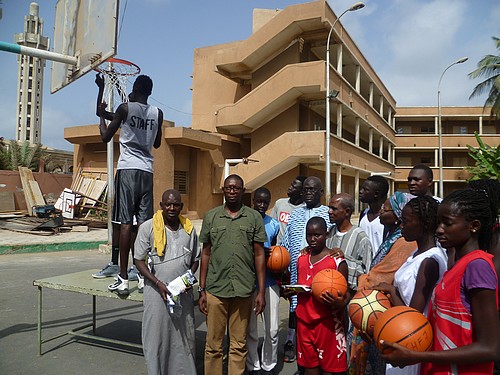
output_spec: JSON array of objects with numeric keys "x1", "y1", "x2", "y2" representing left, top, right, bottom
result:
[{"x1": 94, "y1": 57, "x2": 141, "y2": 110}]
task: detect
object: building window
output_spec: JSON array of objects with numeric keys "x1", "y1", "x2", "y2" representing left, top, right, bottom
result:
[
  {"x1": 174, "y1": 171, "x2": 189, "y2": 194},
  {"x1": 420, "y1": 126, "x2": 434, "y2": 134},
  {"x1": 420, "y1": 157, "x2": 432, "y2": 164}
]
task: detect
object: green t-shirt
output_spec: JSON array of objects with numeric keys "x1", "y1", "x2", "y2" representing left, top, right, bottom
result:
[{"x1": 199, "y1": 205, "x2": 267, "y2": 298}]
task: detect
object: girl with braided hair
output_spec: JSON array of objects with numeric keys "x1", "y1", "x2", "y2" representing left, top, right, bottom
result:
[
  {"x1": 381, "y1": 189, "x2": 499, "y2": 374},
  {"x1": 373, "y1": 195, "x2": 447, "y2": 375}
]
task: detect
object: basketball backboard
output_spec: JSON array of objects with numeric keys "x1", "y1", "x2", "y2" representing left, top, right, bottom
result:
[{"x1": 50, "y1": 0, "x2": 119, "y2": 93}]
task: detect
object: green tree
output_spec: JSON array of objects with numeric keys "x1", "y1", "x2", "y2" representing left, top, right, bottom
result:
[
  {"x1": 0, "y1": 137, "x2": 9, "y2": 170},
  {"x1": 468, "y1": 36, "x2": 500, "y2": 118},
  {"x1": 0, "y1": 140, "x2": 46, "y2": 171},
  {"x1": 466, "y1": 132, "x2": 500, "y2": 181}
]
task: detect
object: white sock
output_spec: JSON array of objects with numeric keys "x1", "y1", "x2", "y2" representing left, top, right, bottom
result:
[{"x1": 287, "y1": 328, "x2": 295, "y2": 344}]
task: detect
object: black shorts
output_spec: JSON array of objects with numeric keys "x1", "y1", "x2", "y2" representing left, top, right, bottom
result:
[{"x1": 112, "y1": 169, "x2": 153, "y2": 225}]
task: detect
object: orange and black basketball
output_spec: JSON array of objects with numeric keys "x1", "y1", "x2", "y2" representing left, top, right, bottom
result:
[
  {"x1": 348, "y1": 289, "x2": 392, "y2": 335},
  {"x1": 266, "y1": 245, "x2": 291, "y2": 273},
  {"x1": 373, "y1": 306, "x2": 433, "y2": 354},
  {"x1": 311, "y1": 269, "x2": 348, "y2": 302}
]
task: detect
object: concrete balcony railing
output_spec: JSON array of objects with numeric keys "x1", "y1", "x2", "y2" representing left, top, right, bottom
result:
[
  {"x1": 231, "y1": 130, "x2": 394, "y2": 190},
  {"x1": 395, "y1": 134, "x2": 498, "y2": 149},
  {"x1": 215, "y1": 61, "x2": 325, "y2": 134},
  {"x1": 216, "y1": 1, "x2": 327, "y2": 77}
]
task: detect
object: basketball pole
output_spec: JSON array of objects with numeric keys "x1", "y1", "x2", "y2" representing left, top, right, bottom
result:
[{"x1": 105, "y1": 63, "x2": 115, "y2": 246}]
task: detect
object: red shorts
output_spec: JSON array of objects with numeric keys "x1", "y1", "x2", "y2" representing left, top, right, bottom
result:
[{"x1": 296, "y1": 317, "x2": 347, "y2": 372}]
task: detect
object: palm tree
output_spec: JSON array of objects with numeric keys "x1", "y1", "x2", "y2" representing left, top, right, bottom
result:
[
  {"x1": 468, "y1": 36, "x2": 500, "y2": 118},
  {"x1": 0, "y1": 140, "x2": 44, "y2": 171},
  {"x1": 0, "y1": 137, "x2": 9, "y2": 170}
]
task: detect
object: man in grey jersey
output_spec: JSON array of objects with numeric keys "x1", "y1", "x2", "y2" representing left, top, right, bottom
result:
[{"x1": 98, "y1": 74, "x2": 163, "y2": 295}]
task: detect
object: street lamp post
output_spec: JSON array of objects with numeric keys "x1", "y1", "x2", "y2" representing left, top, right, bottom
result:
[
  {"x1": 437, "y1": 57, "x2": 468, "y2": 198},
  {"x1": 325, "y1": 2, "x2": 364, "y2": 203}
]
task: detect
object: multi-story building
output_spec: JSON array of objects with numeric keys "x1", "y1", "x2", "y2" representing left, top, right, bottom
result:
[
  {"x1": 394, "y1": 106, "x2": 498, "y2": 196},
  {"x1": 15, "y1": 2, "x2": 48, "y2": 145},
  {"x1": 65, "y1": 0, "x2": 498, "y2": 219},
  {"x1": 189, "y1": 0, "x2": 396, "y2": 214}
]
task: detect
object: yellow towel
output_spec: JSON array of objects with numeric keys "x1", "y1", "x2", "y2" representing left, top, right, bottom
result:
[{"x1": 153, "y1": 210, "x2": 193, "y2": 256}]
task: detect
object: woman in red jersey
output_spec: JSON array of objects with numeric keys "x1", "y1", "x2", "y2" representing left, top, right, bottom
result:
[{"x1": 381, "y1": 189, "x2": 499, "y2": 375}]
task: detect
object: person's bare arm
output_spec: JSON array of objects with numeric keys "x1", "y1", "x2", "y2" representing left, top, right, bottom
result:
[
  {"x1": 135, "y1": 259, "x2": 171, "y2": 301},
  {"x1": 197, "y1": 242, "x2": 211, "y2": 316},
  {"x1": 253, "y1": 241, "x2": 266, "y2": 315},
  {"x1": 95, "y1": 73, "x2": 114, "y2": 120},
  {"x1": 373, "y1": 282, "x2": 404, "y2": 307},
  {"x1": 382, "y1": 288, "x2": 500, "y2": 367},
  {"x1": 408, "y1": 258, "x2": 439, "y2": 313},
  {"x1": 100, "y1": 103, "x2": 127, "y2": 143},
  {"x1": 153, "y1": 109, "x2": 163, "y2": 149},
  {"x1": 320, "y1": 260, "x2": 352, "y2": 311}
]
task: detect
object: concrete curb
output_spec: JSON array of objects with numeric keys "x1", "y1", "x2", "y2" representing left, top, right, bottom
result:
[{"x1": 0, "y1": 241, "x2": 106, "y2": 255}]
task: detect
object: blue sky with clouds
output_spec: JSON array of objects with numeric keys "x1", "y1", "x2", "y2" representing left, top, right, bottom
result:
[{"x1": 0, "y1": 0, "x2": 498, "y2": 151}]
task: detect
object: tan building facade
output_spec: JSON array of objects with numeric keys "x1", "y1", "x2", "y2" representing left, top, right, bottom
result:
[
  {"x1": 65, "y1": 1, "x2": 498, "y2": 219},
  {"x1": 394, "y1": 106, "x2": 499, "y2": 197}
]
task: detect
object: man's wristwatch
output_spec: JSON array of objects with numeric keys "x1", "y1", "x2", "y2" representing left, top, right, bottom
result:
[{"x1": 197, "y1": 286, "x2": 206, "y2": 293}]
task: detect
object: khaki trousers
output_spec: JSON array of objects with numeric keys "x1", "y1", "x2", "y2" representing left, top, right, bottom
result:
[{"x1": 204, "y1": 292, "x2": 253, "y2": 375}]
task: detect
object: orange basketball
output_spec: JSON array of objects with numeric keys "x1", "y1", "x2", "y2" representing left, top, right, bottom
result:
[
  {"x1": 266, "y1": 246, "x2": 291, "y2": 273},
  {"x1": 311, "y1": 269, "x2": 348, "y2": 302},
  {"x1": 348, "y1": 289, "x2": 392, "y2": 335},
  {"x1": 373, "y1": 306, "x2": 433, "y2": 354}
]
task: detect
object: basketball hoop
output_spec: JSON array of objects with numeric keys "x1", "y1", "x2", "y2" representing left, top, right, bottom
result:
[{"x1": 94, "y1": 57, "x2": 141, "y2": 108}]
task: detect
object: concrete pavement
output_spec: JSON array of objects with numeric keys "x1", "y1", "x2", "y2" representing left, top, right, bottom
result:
[{"x1": 0, "y1": 229, "x2": 300, "y2": 375}]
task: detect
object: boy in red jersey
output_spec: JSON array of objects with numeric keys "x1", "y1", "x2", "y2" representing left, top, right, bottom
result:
[{"x1": 284, "y1": 216, "x2": 349, "y2": 375}]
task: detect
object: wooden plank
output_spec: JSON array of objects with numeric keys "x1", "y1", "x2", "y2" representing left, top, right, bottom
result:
[
  {"x1": 0, "y1": 191, "x2": 16, "y2": 212},
  {"x1": 87, "y1": 180, "x2": 107, "y2": 203},
  {"x1": 18, "y1": 167, "x2": 36, "y2": 216},
  {"x1": 79, "y1": 178, "x2": 94, "y2": 197},
  {"x1": 29, "y1": 180, "x2": 46, "y2": 206}
]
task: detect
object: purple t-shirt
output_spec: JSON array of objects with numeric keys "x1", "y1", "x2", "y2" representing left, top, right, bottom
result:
[{"x1": 460, "y1": 258, "x2": 497, "y2": 312}]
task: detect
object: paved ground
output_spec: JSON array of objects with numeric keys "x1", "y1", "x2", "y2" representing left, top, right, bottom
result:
[{"x1": 0, "y1": 227, "x2": 300, "y2": 375}]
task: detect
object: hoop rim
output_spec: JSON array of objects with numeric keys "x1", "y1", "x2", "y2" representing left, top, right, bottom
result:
[{"x1": 94, "y1": 57, "x2": 141, "y2": 76}]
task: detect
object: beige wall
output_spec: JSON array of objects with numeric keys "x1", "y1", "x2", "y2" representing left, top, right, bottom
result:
[{"x1": 0, "y1": 170, "x2": 72, "y2": 211}]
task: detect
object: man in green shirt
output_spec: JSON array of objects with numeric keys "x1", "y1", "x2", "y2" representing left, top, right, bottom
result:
[{"x1": 198, "y1": 174, "x2": 267, "y2": 375}]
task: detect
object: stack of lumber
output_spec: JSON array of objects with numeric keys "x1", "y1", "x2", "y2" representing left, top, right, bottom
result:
[
  {"x1": 0, "y1": 191, "x2": 25, "y2": 218},
  {"x1": 55, "y1": 169, "x2": 108, "y2": 221},
  {"x1": 18, "y1": 166, "x2": 46, "y2": 216}
]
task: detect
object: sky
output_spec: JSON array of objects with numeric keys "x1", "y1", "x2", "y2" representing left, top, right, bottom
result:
[{"x1": 0, "y1": 0, "x2": 498, "y2": 151}]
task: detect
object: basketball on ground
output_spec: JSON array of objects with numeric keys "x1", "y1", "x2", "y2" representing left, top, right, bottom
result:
[
  {"x1": 373, "y1": 306, "x2": 433, "y2": 354},
  {"x1": 266, "y1": 245, "x2": 291, "y2": 273},
  {"x1": 348, "y1": 289, "x2": 392, "y2": 335},
  {"x1": 311, "y1": 269, "x2": 348, "y2": 302}
]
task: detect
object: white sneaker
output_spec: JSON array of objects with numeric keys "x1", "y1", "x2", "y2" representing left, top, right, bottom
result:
[
  {"x1": 108, "y1": 274, "x2": 129, "y2": 295},
  {"x1": 137, "y1": 273, "x2": 144, "y2": 293}
]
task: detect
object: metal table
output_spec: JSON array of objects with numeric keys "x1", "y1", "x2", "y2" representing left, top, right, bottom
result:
[{"x1": 33, "y1": 270, "x2": 143, "y2": 355}]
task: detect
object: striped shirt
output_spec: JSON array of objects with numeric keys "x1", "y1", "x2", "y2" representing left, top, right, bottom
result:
[
  {"x1": 281, "y1": 205, "x2": 332, "y2": 311},
  {"x1": 326, "y1": 225, "x2": 373, "y2": 291}
]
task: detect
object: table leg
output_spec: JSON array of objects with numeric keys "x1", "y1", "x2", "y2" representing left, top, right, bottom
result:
[
  {"x1": 37, "y1": 286, "x2": 42, "y2": 356},
  {"x1": 92, "y1": 295, "x2": 96, "y2": 335}
]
